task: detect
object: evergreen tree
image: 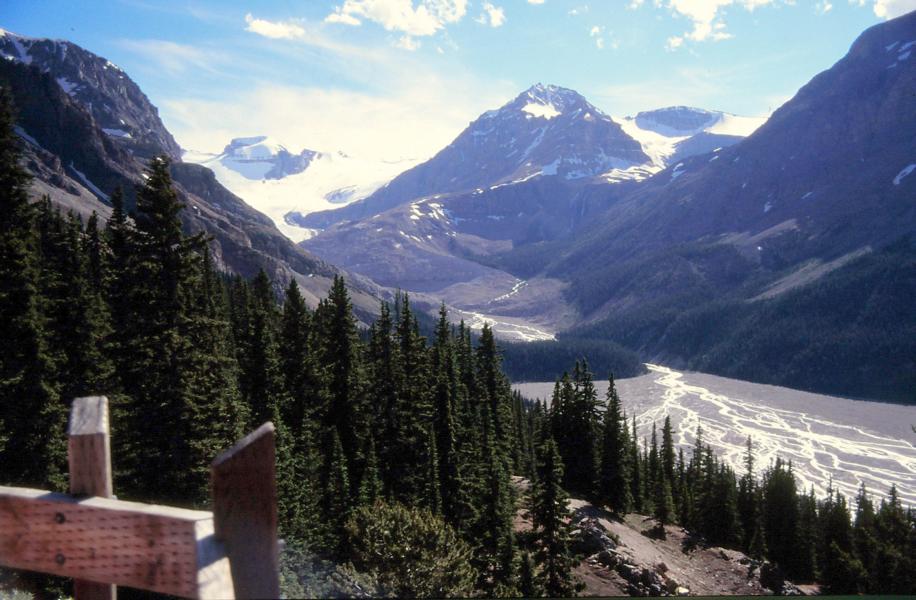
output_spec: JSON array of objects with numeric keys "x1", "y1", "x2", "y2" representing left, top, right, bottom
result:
[
  {"x1": 366, "y1": 300, "x2": 399, "y2": 493},
  {"x1": 323, "y1": 429, "x2": 351, "y2": 557},
  {"x1": 279, "y1": 279, "x2": 322, "y2": 437},
  {"x1": 566, "y1": 361, "x2": 601, "y2": 497},
  {"x1": 795, "y1": 488, "x2": 818, "y2": 582},
  {"x1": 598, "y1": 374, "x2": 632, "y2": 514},
  {"x1": 530, "y1": 435, "x2": 580, "y2": 597},
  {"x1": 431, "y1": 305, "x2": 465, "y2": 525},
  {"x1": 518, "y1": 551, "x2": 541, "y2": 598},
  {"x1": 0, "y1": 90, "x2": 65, "y2": 490},
  {"x1": 853, "y1": 483, "x2": 879, "y2": 592},
  {"x1": 819, "y1": 490, "x2": 861, "y2": 591},
  {"x1": 238, "y1": 270, "x2": 287, "y2": 427},
  {"x1": 476, "y1": 324, "x2": 513, "y2": 473},
  {"x1": 761, "y1": 458, "x2": 800, "y2": 578},
  {"x1": 630, "y1": 416, "x2": 644, "y2": 512},
  {"x1": 391, "y1": 294, "x2": 433, "y2": 504},
  {"x1": 471, "y1": 429, "x2": 517, "y2": 595},
  {"x1": 358, "y1": 434, "x2": 382, "y2": 507},
  {"x1": 652, "y1": 476, "x2": 675, "y2": 531},
  {"x1": 116, "y1": 156, "x2": 238, "y2": 503},
  {"x1": 312, "y1": 275, "x2": 366, "y2": 491},
  {"x1": 737, "y1": 436, "x2": 759, "y2": 553},
  {"x1": 661, "y1": 416, "x2": 675, "y2": 486},
  {"x1": 647, "y1": 422, "x2": 660, "y2": 512}
]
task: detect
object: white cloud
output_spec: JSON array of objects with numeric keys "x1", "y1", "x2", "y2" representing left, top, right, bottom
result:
[
  {"x1": 527, "y1": 0, "x2": 546, "y2": 4},
  {"x1": 568, "y1": 5, "x2": 589, "y2": 16},
  {"x1": 325, "y1": 11, "x2": 362, "y2": 26},
  {"x1": 816, "y1": 0, "x2": 833, "y2": 13},
  {"x1": 244, "y1": 13, "x2": 306, "y2": 39},
  {"x1": 395, "y1": 34, "x2": 421, "y2": 49},
  {"x1": 324, "y1": 0, "x2": 468, "y2": 37},
  {"x1": 660, "y1": 0, "x2": 788, "y2": 50},
  {"x1": 872, "y1": 0, "x2": 916, "y2": 18},
  {"x1": 157, "y1": 22, "x2": 513, "y2": 162},
  {"x1": 590, "y1": 25, "x2": 605, "y2": 48},
  {"x1": 477, "y1": 2, "x2": 506, "y2": 27}
]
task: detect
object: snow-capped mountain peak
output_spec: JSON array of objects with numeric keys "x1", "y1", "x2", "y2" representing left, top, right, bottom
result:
[
  {"x1": 633, "y1": 106, "x2": 765, "y2": 138},
  {"x1": 0, "y1": 28, "x2": 181, "y2": 158},
  {"x1": 203, "y1": 135, "x2": 321, "y2": 181},
  {"x1": 222, "y1": 136, "x2": 290, "y2": 159},
  {"x1": 184, "y1": 139, "x2": 417, "y2": 241},
  {"x1": 609, "y1": 106, "x2": 767, "y2": 179}
]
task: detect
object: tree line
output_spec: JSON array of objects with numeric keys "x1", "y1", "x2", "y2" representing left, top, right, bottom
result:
[{"x1": 533, "y1": 361, "x2": 916, "y2": 594}]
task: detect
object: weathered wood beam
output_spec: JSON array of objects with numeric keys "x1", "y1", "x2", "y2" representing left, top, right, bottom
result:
[
  {"x1": 211, "y1": 422, "x2": 279, "y2": 600},
  {"x1": 68, "y1": 396, "x2": 115, "y2": 600},
  {"x1": 0, "y1": 487, "x2": 234, "y2": 599}
]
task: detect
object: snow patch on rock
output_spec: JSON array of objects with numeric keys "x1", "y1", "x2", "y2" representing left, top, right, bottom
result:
[{"x1": 892, "y1": 163, "x2": 915, "y2": 186}]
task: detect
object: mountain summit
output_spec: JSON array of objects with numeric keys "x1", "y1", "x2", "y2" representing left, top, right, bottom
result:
[
  {"x1": 214, "y1": 136, "x2": 320, "y2": 180},
  {"x1": 300, "y1": 83, "x2": 649, "y2": 228},
  {"x1": 0, "y1": 28, "x2": 181, "y2": 159}
]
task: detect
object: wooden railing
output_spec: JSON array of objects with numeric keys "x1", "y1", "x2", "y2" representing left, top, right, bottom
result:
[{"x1": 0, "y1": 396, "x2": 280, "y2": 599}]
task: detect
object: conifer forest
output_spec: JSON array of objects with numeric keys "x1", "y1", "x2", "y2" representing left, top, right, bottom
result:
[{"x1": 0, "y1": 85, "x2": 914, "y2": 599}]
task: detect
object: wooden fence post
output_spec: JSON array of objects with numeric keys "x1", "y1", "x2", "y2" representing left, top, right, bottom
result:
[
  {"x1": 68, "y1": 396, "x2": 116, "y2": 600},
  {"x1": 211, "y1": 422, "x2": 280, "y2": 599}
]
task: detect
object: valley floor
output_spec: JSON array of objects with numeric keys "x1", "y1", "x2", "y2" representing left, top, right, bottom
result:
[{"x1": 514, "y1": 365, "x2": 916, "y2": 507}]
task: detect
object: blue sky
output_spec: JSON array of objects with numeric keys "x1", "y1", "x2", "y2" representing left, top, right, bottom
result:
[{"x1": 3, "y1": 0, "x2": 914, "y2": 160}]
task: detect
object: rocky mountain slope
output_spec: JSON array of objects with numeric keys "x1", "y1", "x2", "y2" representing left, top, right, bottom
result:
[
  {"x1": 511, "y1": 479, "x2": 809, "y2": 597},
  {"x1": 299, "y1": 88, "x2": 763, "y2": 340},
  {"x1": 308, "y1": 12, "x2": 914, "y2": 399},
  {"x1": 300, "y1": 84, "x2": 652, "y2": 229},
  {"x1": 0, "y1": 29, "x2": 383, "y2": 315},
  {"x1": 515, "y1": 11, "x2": 916, "y2": 400},
  {"x1": 0, "y1": 28, "x2": 180, "y2": 160}
]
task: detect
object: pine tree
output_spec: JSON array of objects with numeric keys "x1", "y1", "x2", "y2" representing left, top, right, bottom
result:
[
  {"x1": 518, "y1": 551, "x2": 541, "y2": 598},
  {"x1": 795, "y1": 488, "x2": 818, "y2": 582},
  {"x1": 647, "y1": 422, "x2": 660, "y2": 512},
  {"x1": 661, "y1": 416, "x2": 675, "y2": 485},
  {"x1": 358, "y1": 434, "x2": 382, "y2": 507},
  {"x1": 653, "y1": 476, "x2": 675, "y2": 531},
  {"x1": 598, "y1": 374, "x2": 632, "y2": 514},
  {"x1": 312, "y1": 276, "x2": 366, "y2": 491},
  {"x1": 366, "y1": 300, "x2": 400, "y2": 495},
  {"x1": 530, "y1": 435, "x2": 580, "y2": 597},
  {"x1": 471, "y1": 427, "x2": 517, "y2": 595},
  {"x1": 117, "y1": 156, "x2": 238, "y2": 503},
  {"x1": 431, "y1": 305, "x2": 465, "y2": 526},
  {"x1": 391, "y1": 294, "x2": 433, "y2": 504},
  {"x1": 36, "y1": 204, "x2": 113, "y2": 404},
  {"x1": 279, "y1": 279, "x2": 322, "y2": 437},
  {"x1": 323, "y1": 429, "x2": 351, "y2": 558},
  {"x1": 565, "y1": 361, "x2": 601, "y2": 497},
  {"x1": 630, "y1": 416, "x2": 644, "y2": 512},
  {"x1": 761, "y1": 458, "x2": 800, "y2": 578},
  {"x1": 853, "y1": 483, "x2": 878, "y2": 592},
  {"x1": 0, "y1": 90, "x2": 65, "y2": 490},
  {"x1": 737, "y1": 436, "x2": 759, "y2": 553},
  {"x1": 238, "y1": 270, "x2": 286, "y2": 428},
  {"x1": 476, "y1": 324, "x2": 513, "y2": 473}
]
